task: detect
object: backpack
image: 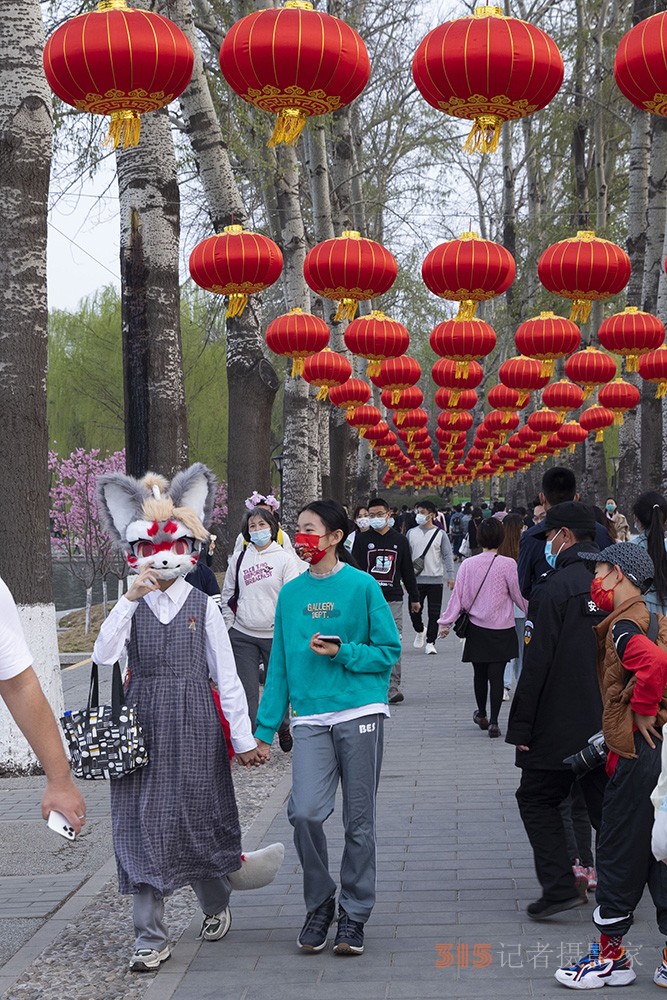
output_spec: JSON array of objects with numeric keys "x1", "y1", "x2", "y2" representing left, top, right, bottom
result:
[{"x1": 450, "y1": 512, "x2": 463, "y2": 535}]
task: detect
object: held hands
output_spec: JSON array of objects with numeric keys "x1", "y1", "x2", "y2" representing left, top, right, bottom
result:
[
  {"x1": 447, "y1": 579, "x2": 455, "y2": 590},
  {"x1": 632, "y1": 712, "x2": 663, "y2": 749},
  {"x1": 236, "y1": 744, "x2": 267, "y2": 767},
  {"x1": 255, "y1": 740, "x2": 272, "y2": 763},
  {"x1": 126, "y1": 564, "x2": 161, "y2": 602},
  {"x1": 310, "y1": 633, "x2": 340, "y2": 658}
]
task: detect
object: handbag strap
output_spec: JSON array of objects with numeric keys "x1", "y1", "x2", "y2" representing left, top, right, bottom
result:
[
  {"x1": 418, "y1": 527, "x2": 440, "y2": 562},
  {"x1": 87, "y1": 663, "x2": 99, "y2": 711},
  {"x1": 648, "y1": 612, "x2": 659, "y2": 644},
  {"x1": 89, "y1": 661, "x2": 124, "y2": 721},
  {"x1": 232, "y1": 545, "x2": 246, "y2": 606},
  {"x1": 465, "y1": 553, "x2": 498, "y2": 616}
]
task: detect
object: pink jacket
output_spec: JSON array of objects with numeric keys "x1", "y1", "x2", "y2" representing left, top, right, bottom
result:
[{"x1": 438, "y1": 551, "x2": 529, "y2": 630}]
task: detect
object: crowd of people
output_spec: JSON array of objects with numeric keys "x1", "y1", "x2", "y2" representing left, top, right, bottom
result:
[{"x1": 4, "y1": 464, "x2": 667, "y2": 988}]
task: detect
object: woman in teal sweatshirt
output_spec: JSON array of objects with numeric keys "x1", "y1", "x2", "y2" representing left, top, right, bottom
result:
[{"x1": 255, "y1": 499, "x2": 400, "y2": 958}]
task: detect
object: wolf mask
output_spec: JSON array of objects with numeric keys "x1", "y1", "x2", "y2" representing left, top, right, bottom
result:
[{"x1": 97, "y1": 463, "x2": 217, "y2": 580}]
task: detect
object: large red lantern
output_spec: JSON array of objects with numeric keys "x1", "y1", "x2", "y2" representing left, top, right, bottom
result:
[
  {"x1": 432, "y1": 359, "x2": 484, "y2": 391},
  {"x1": 43, "y1": 0, "x2": 194, "y2": 148},
  {"x1": 437, "y1": 411, "x2": 474, "y2": 433},
  {"x1": 639, "y1": 346, "x2": 667, "y2": 399},
  {"x1": 527, "y1": 408, "x2": 562, "y2": 445},
  {"x1": 412, "y1": 6, "x2": 564, "y2": 154},
  {"x1": 538, "y1": 232, "x2": 631, "y2": 323},
  {"x1": 614, "y1": 12, "x2": 667, "y2": 117},
  {"x1": 486, "y1": 384, "x2": 529, "y2": 419},
  {"x1": 483, "y1": 410, "x2": 519, "y2": 439},
  {"x1": 598, "y1": 378, "x2": 641, "y2": 425},
  {"x1": 265, "y1": 307, "x2": 329, "y2": 375},
  {"x1": 498, "y1": 356, "x2": 549, "y2": 406},
  {"x1": 346, "y1": 405, "x2": 382, "y2": 436},
  {"x1": 429, "y1": 318, "x2": 496, "y2": 376},
  {"x1": 579, "y1": 405, "x2": 615, "y2": 443},
  {"x1": 190, "y1": 226, "x2": 283, "y2": 318},
  {"x1": 558, "y1": 420, "x2": 588, "y2": 454},
  {"x1": 435, "y1": 388, "x2": 478, "y2": 411},
  {"x1": 597, "y1": 306, "x2": 665, "y2": 372},
  {"x1": 364, "y1": 421, "x2": 392, "y2": 447},
  {"x1": 371, "y1": 355, "x2": 421, "y2": 404},
  {"x1": 328, "y1": 378, "x2": 372, "y2": 415},
  {"x1": 344, "y1": 311, "x2": 409, "y2": 377},
  {"x1": 421, "y1": 233, "x2": 515, "y2": 319},
  {"x1": 302, "y1": 348, "x2": 352, "y2": 400},
  {"x1": 304, "y1": 231, "x2": 398, "y2": 321},
  {"x1": 514, "y1": 312, "x2": 581, "y2": 377},
  {"x1": 397, "y1": 408, "x2": 429, "y2": 444},
  {"x1": 381, "y1": 387, "x2": 423, "y2": 425},
  {"x1": 565, "y1": 347, "x2": 617, "y2": 398},
  {"x1": 219, "y1": 1, "x2": 370, "y2": 147},
  {"x1": 542, "y1": 379, "x2": 585, "y2": 415}
]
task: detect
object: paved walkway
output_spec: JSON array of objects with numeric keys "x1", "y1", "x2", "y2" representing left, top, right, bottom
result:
[{"x1": 0, "y1": 625, "x2": 662, "y2": 999}]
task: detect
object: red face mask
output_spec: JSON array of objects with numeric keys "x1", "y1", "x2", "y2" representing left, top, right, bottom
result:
[
  {"x1": 295, "y1": 532, "x2": 329, "y2": 565},
  {"x1": 590, "y1": 568, "x2": 617, "y2": 612}
]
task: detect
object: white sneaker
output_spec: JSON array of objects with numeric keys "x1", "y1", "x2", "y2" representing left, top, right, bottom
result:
[
  {"x1": 199, "y1": 906, "x2": 232, "y2": 941},
  {"x1": 129, "y1": 945, "x2": 171, "y2": 972},
  {"x1": 425, "y1": 643, "x2": 437, "y2": 654},
  {"x1": 413, "y1": 632, "x2": 426, "y2": 648}
]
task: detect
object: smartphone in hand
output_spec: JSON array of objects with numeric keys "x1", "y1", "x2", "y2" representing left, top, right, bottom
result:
[{"x1": 317, "y1": 635, "x2": 342, "y2": 647}]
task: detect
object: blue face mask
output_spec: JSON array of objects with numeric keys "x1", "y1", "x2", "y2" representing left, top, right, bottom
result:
[
  {"x1": 369, "y1": 517, "x2": 387, "y2": 530},
  {"x1": 250, "y1": 529, "x2": 272, "y2": 548},
  {"x1": 544, "y1": 529, "x2": 563, "y2": 569}
]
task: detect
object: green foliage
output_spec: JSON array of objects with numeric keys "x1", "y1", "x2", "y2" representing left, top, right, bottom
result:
[{"x1": 47, "y1": 285, "x2": 230, "y2": 477}]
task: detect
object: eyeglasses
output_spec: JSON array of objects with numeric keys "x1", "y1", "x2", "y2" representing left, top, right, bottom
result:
[{"x1": 130, "y1": 537, "x2": 196, "y2": 559}]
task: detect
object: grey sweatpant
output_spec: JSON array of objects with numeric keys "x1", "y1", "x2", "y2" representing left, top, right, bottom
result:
[
  {"x1": 133, "y1": 877, "x2": 231, "y2": 950},
  {"x1": 229, "y1": 628, "x2": 273, "y2": 728},
  {"x1": 287, "y1": 714, "x2": 384, "y2": 923},
  {"x1": 388, "y1": 601, "x2": 403, "y2": 697}
]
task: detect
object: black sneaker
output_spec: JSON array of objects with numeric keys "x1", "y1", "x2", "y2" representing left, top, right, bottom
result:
[
  {"x1": 526, "y1": 893, "x2": 587, "y2": 920},
  {"x1": 333, "y1": 908, "x2": 365, "y2": 955},
  {"x1": 297, "y1": 895, "x2": 336, "y2": 952},
  {"x1": 278, "y1": 726, "x2": 293, "y2": 753}
]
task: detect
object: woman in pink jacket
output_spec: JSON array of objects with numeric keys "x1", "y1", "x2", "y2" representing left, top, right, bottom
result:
[{"x1": 438, "y1": 517, "x2": 528, "y2": 738}]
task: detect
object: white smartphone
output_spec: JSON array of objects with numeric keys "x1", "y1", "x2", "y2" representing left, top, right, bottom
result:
[
  {"x1": 47, "y1": 810, "x2": 77, "y2": 841},
  {"x1": 318, "y1": 635, "x2": 342, "y2": 646}
]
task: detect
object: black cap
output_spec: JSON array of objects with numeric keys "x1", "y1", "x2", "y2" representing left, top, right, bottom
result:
[
  {"x1": 533, "y1": 501, "x2": 596, "y2": 540},
  {"x1": 578, "y1": 541, "x2": 654, "y2": 589}
]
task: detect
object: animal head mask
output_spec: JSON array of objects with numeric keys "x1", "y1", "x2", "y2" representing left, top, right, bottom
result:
[{"x1": 97, "y1": 463, "x2": 216, "y2": 579}]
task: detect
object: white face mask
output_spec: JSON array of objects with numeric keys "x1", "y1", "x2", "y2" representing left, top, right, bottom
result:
[
  {"x1": 356, "y1": 517, "x2": 370, "y2": 530},
  {"x1": 415, "y1": 513, "x2": 429, "y2": 525},
  {"x1": 388, "y1": 517, "x2": 395, "y2": 528}
]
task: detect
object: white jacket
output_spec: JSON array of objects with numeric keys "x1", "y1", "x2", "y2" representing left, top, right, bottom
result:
[
  {"x1": 652, "y1": 722, "x2": 667, "y2": 861},
  {"x1": 406, "y1": 525, "x2": 455, "y2": 584},
  {"x1": 221, "y1": 542, "x2": 301, "y2": 638}
]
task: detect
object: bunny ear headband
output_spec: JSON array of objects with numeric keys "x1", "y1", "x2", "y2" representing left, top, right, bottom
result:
[{"x1": 245, "y1": 491, "x2": 280, "y2": 512}]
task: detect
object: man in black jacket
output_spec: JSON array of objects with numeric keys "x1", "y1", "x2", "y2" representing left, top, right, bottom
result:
[
  {"x1": 517, "y1": 467, "x2": 612, "y2": 599},
  {"x1": 506, "y1": 502, "x2": 608, "y2": 920},
  {"x1": 352, "y1": 497, "x2": 420, "y2": 704}
]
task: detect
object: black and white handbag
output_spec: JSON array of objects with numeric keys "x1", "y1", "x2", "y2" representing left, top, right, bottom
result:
[{"x1": 61, "y1": 662, "x2": 149, "y2": 780}]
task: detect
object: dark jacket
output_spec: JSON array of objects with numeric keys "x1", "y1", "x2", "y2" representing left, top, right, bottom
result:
[
  {"x1": 517, "y1": 518, "x2": 611, "y2": 599},
  {"x1": 186, "y1": 560, "x2": 221, "y2": 603},
  {"x1": 506, "y1": 541, "x2": 606, "y2": 770},
  {"x1": 351, "y1": 527, "x2": 419, "y2": 604}
]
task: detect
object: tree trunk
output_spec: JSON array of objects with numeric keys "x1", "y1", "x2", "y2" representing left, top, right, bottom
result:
[
  {"x1": 0, "y1": 0, "x2": 63, "y2": 769},
  {"x1": 117, "y1": 108, "x2": 188, "y2": 479}
]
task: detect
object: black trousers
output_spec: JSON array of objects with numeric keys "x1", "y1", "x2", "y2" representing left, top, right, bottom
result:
[
  {"x1": 409, "y1": 583, "x2": 443, "y2": 644},
  {"x1": 560, "y1": 781, "x2": 594, "y2": 867},
  {"x1": 516, "y1": 766, "x2": 607, "y2": 901},
  {"x1": 472, "y1": 661, "x2": 505, "y2": 726},
  {"x1": 594, "y1": 734, "x2": 667, "y2": 937}
]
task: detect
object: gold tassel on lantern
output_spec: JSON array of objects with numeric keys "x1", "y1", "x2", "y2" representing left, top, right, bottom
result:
[
  {"x1": 658, "y1": 381, "x2": 667, "y2": 399},
  {"x1": 569, "y1": 299, "x2": 592, "y2": 324},
  {"x1": 595, "y1": 430, "x2": 605, "y2": 443},
  {"x1": 455, "y1": 300, "x2": 478, "y2": 321},
  {"x1": 463, "y1": 114, "x2": 503, "y2": 155},
  {"x1": 391, "y1": 389, "x2": 402, "y2": 406},
  {"x1": 455, "y1": 359, "x2": 471, "y2": 378},
  {"x1": 334, "y1": 298, "x2": 359, "y2": 322},
  {"x1": 540, "y1": 359, "x2": 555, "y2": 377},
  {"x1": 268, "y1": 108, "x2": 308, "y2": 147},
  {"x1": 104, "y1": 109, "x2": 142, "y2": 148},
  {"x1": 226, "y1": 292, "x2": 249, "y2": 318},
  {"x1": 581, "y1": 386, "x2": 594, "y2": 400},
  {"x1": 394, "y1": 411, "x2": 405, "y2": 425},
  {"x1": 366, "y1": 359, "x2": 382, "y2": 377},
  {"x1": 613, "y1": 411, "x2": 624, "y2": 426},
  {"x1": 291, "y1": 358, "x2": 306, "y2": 378},
  {"x1": 625, "y1": 355, "x2": 639, "y2": 372},
  {"x1": 315, "y1": 385, "x2": 330, "y2": 401}
]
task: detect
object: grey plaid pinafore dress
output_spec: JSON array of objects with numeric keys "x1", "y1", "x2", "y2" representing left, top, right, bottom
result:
[{"x1": 111, "y1": 587, "x2": 242, "y2": 896}]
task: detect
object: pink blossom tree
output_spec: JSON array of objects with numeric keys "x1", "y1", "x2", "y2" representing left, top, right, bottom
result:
[{"x1": 49, "y1": 448, "x2": 125, "y2": 632}]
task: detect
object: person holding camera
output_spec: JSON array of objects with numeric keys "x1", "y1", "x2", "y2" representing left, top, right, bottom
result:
[
  {"x1": 506, "y1": 502, "x2": 608, "y2": 920},
  {"x1": 555, "y1": 543, "x2": 667, "y2": 991}
]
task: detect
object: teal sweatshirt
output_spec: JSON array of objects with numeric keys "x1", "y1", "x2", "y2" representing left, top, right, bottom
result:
[{"x1": 254, "y1": 563, "x2": 401, "y2": 744}]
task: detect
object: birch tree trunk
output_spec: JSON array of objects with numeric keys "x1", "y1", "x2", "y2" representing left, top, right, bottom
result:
[
  {"x1": 170, "y1": 0, "x2": 278, "y2": 553},
  {"x1": 116, "y1": 107, "x2": 188, "y2": 479},
  {"x1": 0, "y1": 0, "x2": 63, "y2": 769}
]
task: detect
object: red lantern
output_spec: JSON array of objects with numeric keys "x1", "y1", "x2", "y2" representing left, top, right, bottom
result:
[
  {"x1": 565, "y1": 347, "x2": 617, "y2": 399},
  {"x1": 303, "y1": 348, "x2": 352, "y2": 400},
  {"x1": 431, "y1": 359, "x2": 484, "y2": 395},
  {"x1": 557, "y1": 420, "x2": 588, "y2": 454},
  {"x1": 639, "y1": 346, "x2": 667, "y2": 399},
  {"x1": 396, "y1": 408, "x2": 429, "y2": 444},
  {"x1": 190, "y1": 226, "x2": 283, "y2": 318},
  {"x1": 498, "y1": 356, "x2": 549, "y2": 407},
  {"x1": 486, "y1": 384, "x2": 529, "y2": 419},
  {"x1": 265, "y1": 307, "x2": 329, "y2": 375},
  {"x1": 597, "y1": 306, "x2": 665, "y2": 372},
  {"x1": 527, "y1": 408, "x2": 562, "y2": 446},
  {"x1": 517, "y1": 425, "x2": 542, "y2": 452},
  {"x1": 43, "y1": 0, "x2": 194, "y2": 148},
  {"x1": 345, "y1": 404, "x2": 382, "y2": 436},
  {"x1": 429, "y1": 317, "x2": 496, "y2": 376},
  {"x1": 219, "y1": 1, "x2": 370, "y2": 147},
  {"x1": 371, "y1": 355, "x2": 421, "y2": 405},
  {"x1": 614, "y1": 12, "x2": 667, "y2": 117},
  {"x1": 304, "y1": 231, "x2": 398, "y2": 321},
  {"x1": 422, "y1": 233, "x2": 515, "y2": 319},
  {"x1": 381, "y1": 387, "x2": 423, "y2": 425},
  {"x1": 412, "y1": 6, "x2": 563, "y2": 154},
  {"x1": 328, "y1": 378, "x2": 371, "y2": 415},
  {"x1": 483, "y1": 410, "x2": 519, "y2": 439},
  {"x1": 361, "y1": 420, "x2": 391, "y2": 447},
  {"x1": 514, "y1": 312, "x2": 581, "y2": 377},
  {"x1": 579, "y1": 405, "x2": 615, "y2": 443},
  {"x1": 435, "y1": 388, "x2": 478, "y2": 411},
  {"x1": 542, "y1": 379, "x2": 585, "y2": 415},
  {"x1": 344, "y1": 311, "x2": 410, "y2": 377},
  {"x1": 598, "y1": 378, "x2": 641, "y2": 426},
  {"x1": 437, "y1": 411, "x2": 474, "y2": 433},
  {"x1": 538, "y1": 232, "x2": 631, "y2": 324}
]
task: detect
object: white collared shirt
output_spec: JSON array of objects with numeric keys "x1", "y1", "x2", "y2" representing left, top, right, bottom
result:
[{"x1": 93, "y1": 576, "x2": 255, "y2": 753}]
